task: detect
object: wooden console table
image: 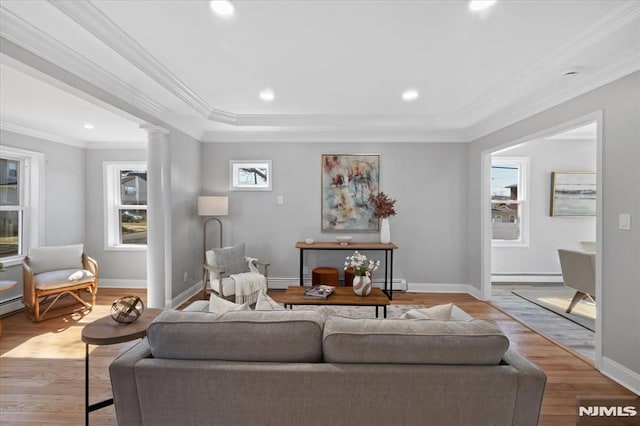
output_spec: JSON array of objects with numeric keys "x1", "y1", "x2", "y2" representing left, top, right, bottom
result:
[{"x1": 295, "y1": 241, "x2": 398, "y2": 300}]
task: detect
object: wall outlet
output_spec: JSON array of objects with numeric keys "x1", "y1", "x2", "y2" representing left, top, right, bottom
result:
[
  {"x1": 277, "y1": 195, "x2": 284, "y2": 204},
  {"x1": 183, "y1": 272, "x2": 188, "y2": 282},
  {"x1": 303, "y1": 266, "x2": 308, "y2": 275}
]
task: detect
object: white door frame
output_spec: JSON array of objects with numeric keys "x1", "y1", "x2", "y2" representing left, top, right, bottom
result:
[{"x1": 479, "y1": 110, "x2": 603, "y2": 369}]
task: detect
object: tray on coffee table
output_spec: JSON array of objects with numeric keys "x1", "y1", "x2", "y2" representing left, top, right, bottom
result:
[{"x1": 282, "y1": 286, "x2": 390, "y2": 318}]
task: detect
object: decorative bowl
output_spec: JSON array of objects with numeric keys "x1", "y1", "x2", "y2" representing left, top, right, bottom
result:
[{"x1": 336, "y1": 236, "x2": 353, "y2": 245}]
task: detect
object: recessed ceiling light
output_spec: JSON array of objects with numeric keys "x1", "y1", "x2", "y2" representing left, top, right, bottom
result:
[
  {"x1": 210, "y1": 1, "x2": 235, "y2": 18},
  {"x1": 402, "y1": 89, "x2": 419, "y2": 102},
  {"x1": 259, "y1": 88, "x2": 275, "y2": 102},
  {"x1": 84, "y1": 123, "x2": 95, "y2": 130},
  {"x1": 468, "y1": 0, "x2": 497, "y2": 12}
]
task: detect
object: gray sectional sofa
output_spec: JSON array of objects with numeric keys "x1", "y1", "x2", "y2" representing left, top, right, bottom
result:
[{"x1": 109, "y1": 308, "x2": 546, "y2": 426}]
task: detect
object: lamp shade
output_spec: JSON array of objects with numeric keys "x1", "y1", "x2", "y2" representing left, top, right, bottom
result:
[{"x1": 198, "y1": 196, "x2": 228, "y2": 216}]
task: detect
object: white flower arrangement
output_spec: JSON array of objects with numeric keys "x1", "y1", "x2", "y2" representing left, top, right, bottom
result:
[{"x1": 344, "y1": 251, "x2": 380, "y2": 277}]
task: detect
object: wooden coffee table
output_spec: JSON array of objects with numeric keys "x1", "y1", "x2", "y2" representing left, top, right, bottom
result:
[{"x1": 282, "y1": 286, "x2": 390, "y2": 318}]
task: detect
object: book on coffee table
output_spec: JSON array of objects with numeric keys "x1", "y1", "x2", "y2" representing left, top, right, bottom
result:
[{"x1": 303, "y1": 285, "x2": 335, "y2": 299}]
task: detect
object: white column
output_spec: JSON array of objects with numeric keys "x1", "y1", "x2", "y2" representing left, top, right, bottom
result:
[{"x1": 141, "y1": 123, "x2": 171, "y2": 309}]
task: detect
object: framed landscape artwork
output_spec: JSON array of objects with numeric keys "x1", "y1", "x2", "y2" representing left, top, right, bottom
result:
[
  {"x1": 550, "y1": 172, "x2": 596, "y2": 217},
  {"x1": 229, "y1": 160, "x2": 272, "y2": 191},
  {"x1": 321, "y1": 154, "x2": 379, "y2": 232}
]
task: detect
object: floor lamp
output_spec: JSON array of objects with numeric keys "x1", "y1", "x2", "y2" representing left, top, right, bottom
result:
[{"x1": 198, "y1": 196, "x2": 229, "y2": 298}]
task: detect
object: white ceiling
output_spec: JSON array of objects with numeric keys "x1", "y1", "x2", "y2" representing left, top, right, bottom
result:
[{"x1": 0, "y1": 0, "x2": 638, "y2": 145}]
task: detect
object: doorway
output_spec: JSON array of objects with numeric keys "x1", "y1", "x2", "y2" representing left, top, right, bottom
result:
[{"x1": 480, "y1": 112, "x2": 603, "y2": 367}]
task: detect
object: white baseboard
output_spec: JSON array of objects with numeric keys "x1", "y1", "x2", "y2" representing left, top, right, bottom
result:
[
  {"x1": 408, "y1": 283, "x2": 483, "y2": 300},
  {"x1": 601, "y1": 356, "x2": 640, "y2": 395},
  {"x1": 169, "y1": 281, "x2": 203, "y2": 309},
  {"x1": 100, "y1": 279, "x2": 147, "y2": 289},
  {"x1": 491, "y1": 274, "x2": 562, "y2": 283},
  {"x1": 0, "y1": 297, "x2": 23, "y2": 316}
]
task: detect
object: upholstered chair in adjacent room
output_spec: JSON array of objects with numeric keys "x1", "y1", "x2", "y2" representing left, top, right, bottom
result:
[
  {"x1": 558, "y1": 248, "x2": 595, "y2": 314},
  {"x1": 22, "y1": 244, "x2": 98, "y2": 322}
]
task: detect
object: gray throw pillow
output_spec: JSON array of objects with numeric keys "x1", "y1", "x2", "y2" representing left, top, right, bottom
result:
[{"x1": 212, "y1": 243, "x2": 250, "y2": 275}]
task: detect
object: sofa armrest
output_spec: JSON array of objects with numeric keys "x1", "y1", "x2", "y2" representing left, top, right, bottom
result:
[
  {"x1": 502, "y1": 349, "x2": 546, "y2": 426},
  {"x1": 109, "y1": 338, "x2": 152, "y2": 426}
]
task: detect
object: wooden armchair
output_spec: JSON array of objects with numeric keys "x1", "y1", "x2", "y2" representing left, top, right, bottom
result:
[{"x1": 22, "y1": 244, "x2": 98, "y2": 322}]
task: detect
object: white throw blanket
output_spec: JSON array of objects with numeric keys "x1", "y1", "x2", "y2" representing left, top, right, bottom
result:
[{"x1": 231, "y1": 270, "x2": 266, "y2": 305}]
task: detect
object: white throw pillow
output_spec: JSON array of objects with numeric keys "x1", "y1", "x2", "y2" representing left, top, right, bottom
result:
[
  {"x1": 400, "y1": 303, "x2": 473, "y2": 321},
  {"x1": 211, "y1": 243, "x2": 250, "y2": 275},
  {"x1": 29, "y1": 244, "x2": 84, "y2": 275},
  {"x1": 209, "y1": 294, "x2": 249, "y2": 314},
  {"x1": 254, "y1": 290, "x2": 285, "y2": 311}
]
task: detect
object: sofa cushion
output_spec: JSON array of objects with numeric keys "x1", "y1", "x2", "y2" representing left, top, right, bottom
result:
[
  {"x1": 29, "y1": 244, "x2": 84, "y2": 275},
  {"x1": 147, "y1": 310, "x2": 324, "y2": 362},
  {"x1": 400, "y1": 303, "x2": 473, "y2": 321},
  {"x1": 323, "y1": 316, "x2": 509, "y2": 365}
]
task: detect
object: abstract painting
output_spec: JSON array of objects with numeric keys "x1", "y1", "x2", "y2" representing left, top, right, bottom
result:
[
  {"x1": 321, "y1": 154, "x2": 379, "y2": 231},
  {"x1": 550, "y1": 172, "x2": 596, "y2": 216}
]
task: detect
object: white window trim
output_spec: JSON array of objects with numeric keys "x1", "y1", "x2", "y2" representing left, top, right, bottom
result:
[
  {"x1": 0, "y1": 146, "x2": 44, "y2": 266},
  {"x1": 104, "y1": 161, "x2": 147, "y2": 251},
  {"x1": 491, "y1": 157, "x2": 530, "y2": 248}
]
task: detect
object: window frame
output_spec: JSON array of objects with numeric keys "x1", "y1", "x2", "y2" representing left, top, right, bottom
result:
[
  {"x1": 104, "y1": 162, "x2": 148, "y2": 251},
  {"x1": 491, "y1": 157, "x2": 530, "y2": 247},
  {"x1": 0, "y1": 146, "x2": 44, "y2": 266}
]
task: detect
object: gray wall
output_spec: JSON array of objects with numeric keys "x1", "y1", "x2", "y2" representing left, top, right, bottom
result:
[
  {"x1": 201, "y1": 142, "x2": 469, "y2": 286},
  {"x1": 0, "y1": 130, "x2": 86, "y2": 302},
  {"x1": 85, "y1": 149, "x2": 147, "y2": 282},
  {"x1": 168, "y1": 129, "x2": 203, "y2": 299},
  {"x1": 469, "y1": 72, "x2": 640, "y2": 379},
  {"x1": 492, "y1": 138, "x2": 596, "y2": 275}
]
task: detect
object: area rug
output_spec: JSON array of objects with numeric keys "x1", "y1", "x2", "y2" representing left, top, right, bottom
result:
[
  {"x1": 512, "y1": 288, "x2": 595, "y2": 331},
  {"x1": 288, "y1": 304, "x2": 425, "y2": 319}
]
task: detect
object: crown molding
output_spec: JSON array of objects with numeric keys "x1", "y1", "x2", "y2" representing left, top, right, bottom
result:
[
  {"x1": 201, "y1": 127, "x2": 467, "y2": 143},
  {"x1": 1, "y1": 119, "x2": 87, "y2": 148},
  {"x1": 50, "y1": 0, "x2": 231, "y2": 123},
  {"x1": 2, "y1": 1, "x2": 638, "y2": 141},
  {"x1": 86, "y1": 141, "x2": 147, "y2": 150},
  {"x1": 459, "y1": 1, "x2": 640, "y2": 130},
  {"x1": 0, "y1": 6, "x2": 175, "y2": 124},
  {"x1": 467, "y1": 48, "x2": 640, "y2": 141},
  {"x1": 1, "y1": 119, "x2": 146, "y2": 150}
]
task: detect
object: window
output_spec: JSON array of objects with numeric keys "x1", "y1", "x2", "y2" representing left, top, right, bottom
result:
[
  {"x1": 491, "y1": 157, "x2": 529, "y2": 246},
  {"x1": 0, "y1": 146, "x2": 43, "y2": 264},
  {"x1": 104, "y1": 162, "x2": 147, "y2": 249}
]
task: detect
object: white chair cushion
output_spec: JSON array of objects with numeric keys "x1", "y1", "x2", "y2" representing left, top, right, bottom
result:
[
  {"x1": 34, "y1": 269, "x2": 95, "y2": 290},
  {"x1": 29, "y1": 244, "x2": 84, "y2": 275},
  {"x1": 208, "y1": 277, "x2": 236, "y2": 297}
]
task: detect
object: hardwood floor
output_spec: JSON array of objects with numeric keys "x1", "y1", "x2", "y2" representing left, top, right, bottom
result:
[{"x1": 0, "y1": 288, "x2": 636, "y2": 425}]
